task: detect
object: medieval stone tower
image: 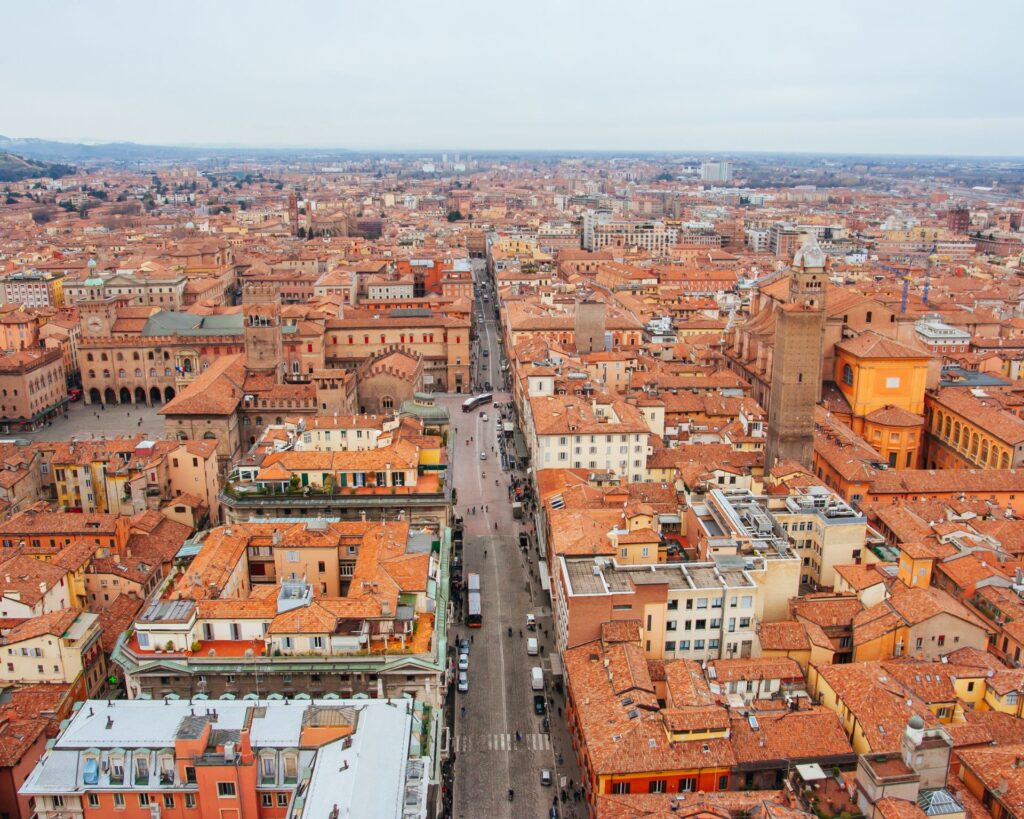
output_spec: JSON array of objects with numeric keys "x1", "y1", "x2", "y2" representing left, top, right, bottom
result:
[
  {"x1": 764, "y1": 236, "x2": 827, "y2": 469},
  {"x1": 287, "y1": 193, "x2": 299, "y2": 235},
  {"x1": 574, "y1": 296, "x2": 607, "y2": 354},
  {"x1": 242, "y1": 284, "x2": 283, "y2": 379}
]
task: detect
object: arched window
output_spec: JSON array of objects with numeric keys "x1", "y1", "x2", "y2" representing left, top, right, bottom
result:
[
  {"x1": 135, "y1": 368, "x2": 142, "y2": 378},
  {"x1": 86, "y1": 353, "x2": 94, "y2": 362},
  {"x1": 382, "y1": 397, "x2": 394, "y2": 410},
  {"x1": 953, "y1": 422, "x2": 961, "y2": 447},
  {"x1": 943, "y1": 416, "x2": 951, "y2": 439},
  {"x1": 1001, "y1": 452, "x2": 1010, "y2": 469},
  {"x1": 133, "y1": 352, "x2": 140, "y2": 361},
  {"x1": 118, "y1": 369, "x2": 126, "y2": 378},
  {"x1": 150, "y1": 368, "x2": 157, "y2": 377},
  {"x1": 103, "y1": 369, "x2": 110, "y2": 378},
  {"x1": 981, "y1": 439, "x2": 989, "y2": 464},
  {"x1": 970, "y1": 433, "x2": 980, "y2": 456},
  {"x1": 203, "y1": 431, "x2": 216, "y2": 440},
  {"x1": 841, "y1": 364, "x2": 853, "y2": 386}
]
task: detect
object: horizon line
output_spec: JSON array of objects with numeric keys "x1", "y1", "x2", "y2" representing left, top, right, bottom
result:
[{"x1": 3, "y1": 133, "x2": 1024, "y2": 162}]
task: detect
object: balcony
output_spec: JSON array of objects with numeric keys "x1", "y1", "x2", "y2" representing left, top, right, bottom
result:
[{"x1": 220, "y1": 473, "x2": 449, "y2": 511}]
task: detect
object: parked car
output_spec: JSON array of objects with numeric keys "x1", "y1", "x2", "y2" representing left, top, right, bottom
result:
[
  {"x1": 533, "y1": 694, "x2": 546, "y2": 715},
  {"x1": 458, "y1": 671, "x2": 469, "y2": 693},
  {"x1": 540, "y1": 769, "x2": 552, "y2": 787},
  {"x1": 459, "y1": 638, "x2": 470, "y2": 655},
  {"x1": 458, "y1": 653, "x2": 469, "y2": 671},
  {"x1": 527, "y1": 637, "x2": 538, "y2": 656},
  {"x1": 526, "y1": 613, "x2": 537, "y2": 631},
  {"x1": 531, "y1": 667, "x2": 544, "y2": 691},
  {"x1": 68, "y1": 387, "x2": 82, "y2": 401}
]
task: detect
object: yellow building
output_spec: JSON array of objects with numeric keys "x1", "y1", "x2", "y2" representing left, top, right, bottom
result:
[
  {"x1": 924, "y1": 387, "x2": 1024, "y2": 471},
  {"x1": 896, "y1": 541, "x2": 937, "y2": 588},
  {"x1": 834, "y1": 332, "x2": 931, "y2": 430},
  {"x1": 981, "y1": 670, "x2": 1024, "y2": 717},
  {"x1": 0, "y1": 609, "x2": 106, "y2": 698},
  {"x1": 850, "y1": 584, "x2": 989, "y2": 663}
]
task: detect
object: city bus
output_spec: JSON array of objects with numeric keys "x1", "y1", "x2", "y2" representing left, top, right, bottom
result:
[
  {"x1": 467, "y1": 572, "x2": 482, "y2": 627},
  {"x1": 461, "y1": 393, "x2": 493, "y2": 413}
]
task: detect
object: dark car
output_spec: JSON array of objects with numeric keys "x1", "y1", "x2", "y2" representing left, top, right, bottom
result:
[
  {"x1": 533, "y1": 694, "x2": 546, "y2": 715},
  {"x1": 519, "y1": 533, "x2": 529, "y2": 548},
  {"x1": 459, "y1": 638, "x2": 470, "y2": 655}
]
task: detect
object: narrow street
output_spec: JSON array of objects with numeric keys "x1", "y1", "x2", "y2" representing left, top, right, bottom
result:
[{"x1": 436, "y1": 262, "x2": 582, "y2": 819}]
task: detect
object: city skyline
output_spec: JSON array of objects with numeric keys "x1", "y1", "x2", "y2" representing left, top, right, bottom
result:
[{"x1": 3, "y1": 0, "x2": 1023, "y2": 156}]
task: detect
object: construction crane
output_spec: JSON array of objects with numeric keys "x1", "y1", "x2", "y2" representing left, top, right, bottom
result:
[{"x1": 870, "y1": 261, "x2": 930, "y2": 313}]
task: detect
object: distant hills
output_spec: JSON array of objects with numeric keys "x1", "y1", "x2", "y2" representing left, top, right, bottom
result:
[
  {"x1": 0, "y1": 150, "x2": 75, "y2": 182},
  {"x1": 0, "y1": 134, "x2": 354, "y2": 165}
]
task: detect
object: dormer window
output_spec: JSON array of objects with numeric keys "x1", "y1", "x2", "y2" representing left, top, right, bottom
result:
[
  {"x1": 260, "y1": 753, "x2": 276, "y2": 784},
  {"x1": 134, "y1": 751, "x2": 150, "y2": 784},
  {"x1": 283, "y1": 751, "x2": 299, "y2": 783},
  {"x1": 109, "y1": 753, "x2": 125, "y2": 784}
]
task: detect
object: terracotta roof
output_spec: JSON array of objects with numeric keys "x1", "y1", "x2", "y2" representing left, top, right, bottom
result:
[
  {"x1": 863, "y1": 405, "x2": 925, "y2": 427},
  {"x1": 729, "y1": 707, "x2": 853, "y2": 765},
  {"x1": 757, "y1": 621, "x2": 811, "y2": 652},
  {"x1": 836, "y1": 331, "x2": 931, "y2": 360},
  {"x1": 956, "y1": 744, "x2": 1024, "y2": 817},
  {"x1": 814, "y1": 661, "x2": 939, "y2": 752},
  {"x1": 3, "y1": 608, "x2": 81, "y2": 643}
]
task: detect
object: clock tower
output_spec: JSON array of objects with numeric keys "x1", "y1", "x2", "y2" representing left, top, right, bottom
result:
[{"x1": 79, "y1": 297, "x2": 122, "y2": 338}]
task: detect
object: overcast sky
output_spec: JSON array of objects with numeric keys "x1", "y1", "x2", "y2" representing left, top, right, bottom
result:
[{"x1": 3, "y1": 0, "x2": 1022, "y2": 155}]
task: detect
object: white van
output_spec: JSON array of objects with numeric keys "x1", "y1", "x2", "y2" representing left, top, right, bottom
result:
[
  {"x1": 526, "y1": 637, "x2": 538, "y2": 656},
  {"x1": 531, "y1": 666, "x2": 544, "y2": 691}
]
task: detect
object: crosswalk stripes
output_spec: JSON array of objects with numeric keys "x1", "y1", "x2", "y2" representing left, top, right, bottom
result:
[
  {"x1": 453, "y1": 733, "x2": 552, "y2": 753},
  {"x1": 525, "y1": 732, "x2": 551, "y2": 751}
]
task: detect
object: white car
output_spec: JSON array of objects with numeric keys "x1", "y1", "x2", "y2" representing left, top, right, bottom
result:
[
  {"x1": 480, "y1": 451, "x2": 487, "y2": 460},
  {"x1": 481, "y1": 412, "x2": 488, "y2": 421},
  {"x1": 457, "y1": 671, "x2": 469, "y2": 692},
  {"x1": 458, "y1": 652, "x2": 469, "y2": 671}
]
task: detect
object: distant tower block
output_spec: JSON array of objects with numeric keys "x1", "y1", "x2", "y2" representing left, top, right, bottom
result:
[
  {"x1": 764, "y1": 236, "x2": 827, "y2": 469},
  {"x1": 575, "y1": 297, "x2": 607, "y2": 354},
  {"x1": 243, "y1": 290, "x2": 283, "y2": 378}
]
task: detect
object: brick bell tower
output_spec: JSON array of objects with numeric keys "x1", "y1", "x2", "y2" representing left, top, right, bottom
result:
[
  {"x1": 242, "y1": 285, "x2": 283, "y2": 380},
  {"x1": 764, "y1": 236, "x2": 828, "y2": 469}
]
